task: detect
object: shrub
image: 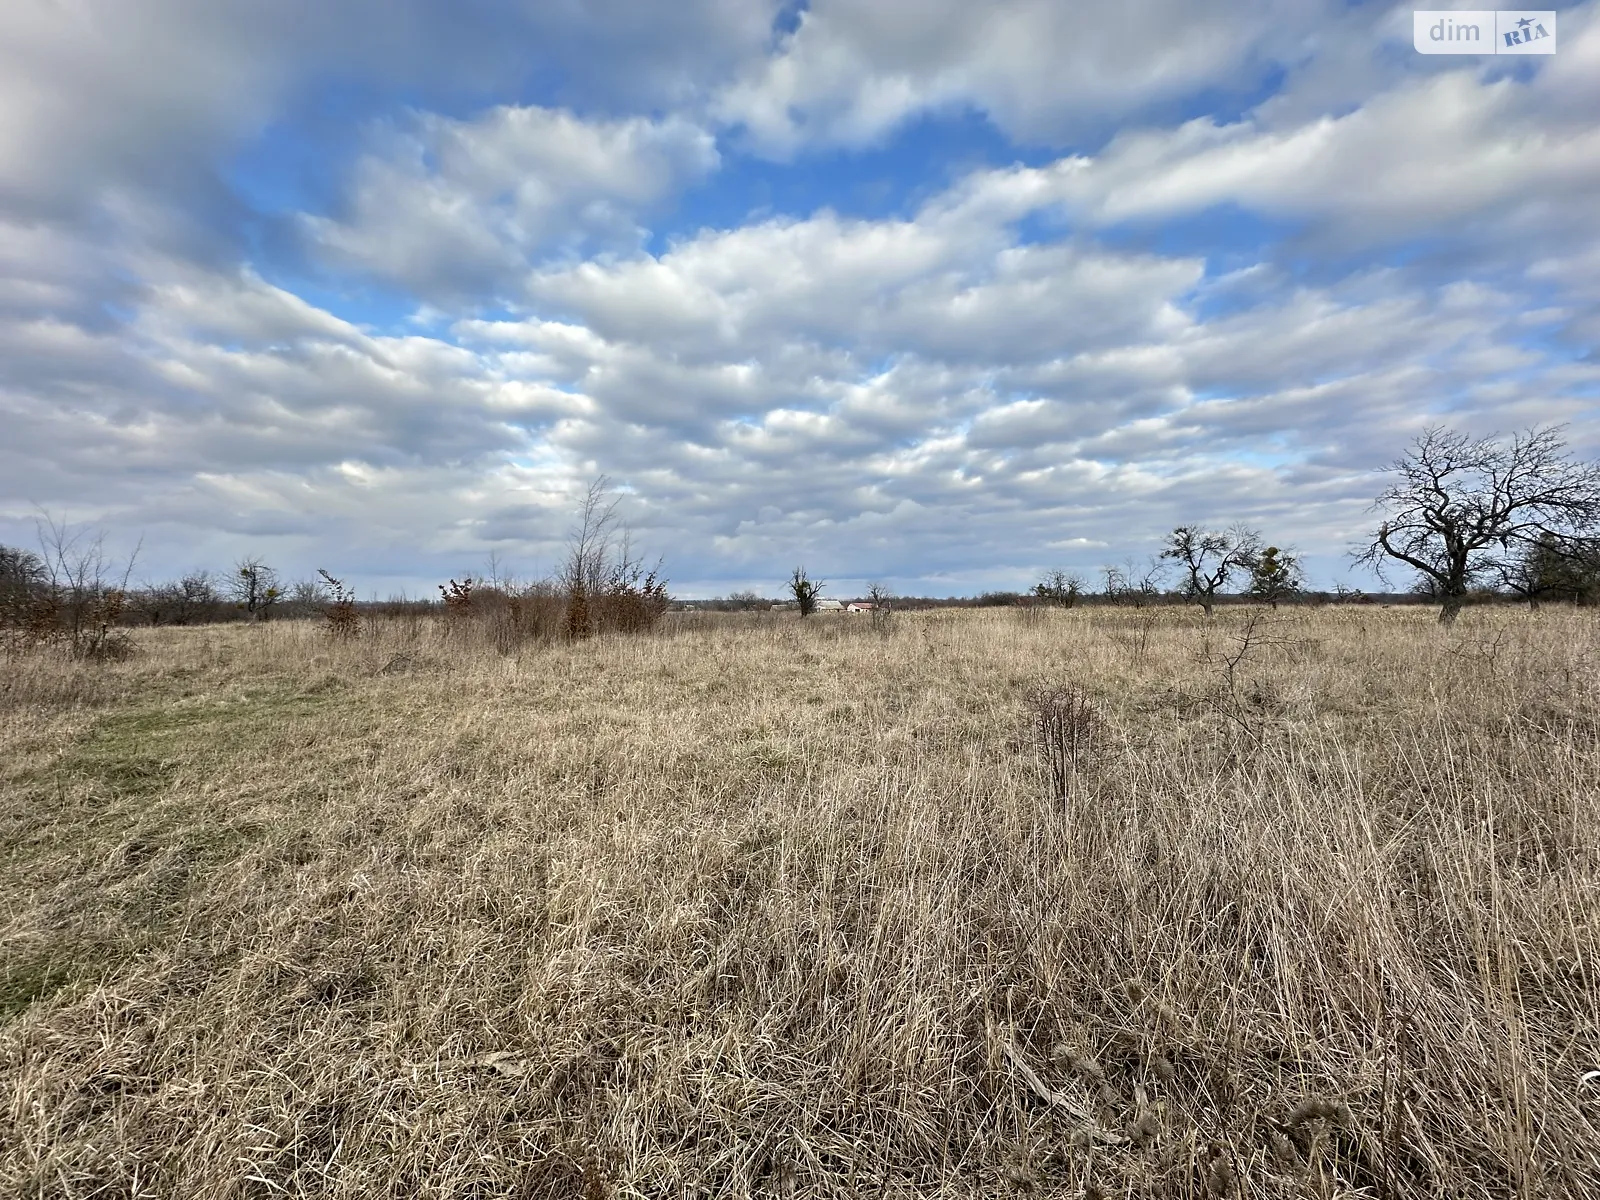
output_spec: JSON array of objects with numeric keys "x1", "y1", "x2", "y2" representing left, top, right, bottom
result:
[
  {"x1": 4, "y1": 518, "x2": 139, "y2": 660},
  {"x1": 595, "y1": 560, "x2": 670, "y2": 634},
  {"x1": 1026, "y1": 682, "x2": 1103, "y2": 802},
  {"x1": 316, "y1": 570, "x2": 360, "y2": 640},
  {"x1": 1033, "y1": 569, "x2": 1084, "y2": 608}
]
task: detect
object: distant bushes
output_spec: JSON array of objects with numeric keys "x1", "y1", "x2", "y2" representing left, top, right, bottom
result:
[
  {"x1": 1, "y1": 520, "x2": 136, "y2": 660},
  {"x1": 395, "y1": 479, "x2": 670, "y2": 651},
  {"x1": 433, "y1": 565, "x2": 668, "y2": 653},
  {"x1": 2, "y1": 480, "x2": 672, "y2": 659}
]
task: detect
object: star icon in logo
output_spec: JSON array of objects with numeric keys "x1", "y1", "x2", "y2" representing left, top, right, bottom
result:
[{"x1": 1517, "y1": 16, "x2": 1534, "y2": 30}]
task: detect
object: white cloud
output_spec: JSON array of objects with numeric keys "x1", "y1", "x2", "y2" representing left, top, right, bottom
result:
[
  {"x1": 4, "y1": 1, "x2": 1600, "y2": 595},
  {"x1": 713, "y1": 0, "x2": 1338, "y2": 154},
  {"x1": 525, "y1": 209, "x2": 1202, "y2": 367},
  {"x1": 934, "y1": 10, "x2": 1600, "y2": 257},
  {"x1": 0, "y1": 0, "x2": 766, "y2": 220},
  {"x1": 303, "y1": 107, "x2": 719, "y2": 299}
]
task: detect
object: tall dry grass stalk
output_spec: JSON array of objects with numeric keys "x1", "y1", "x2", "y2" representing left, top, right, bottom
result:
[{"x1": 2, "y1": 606, "x2": 1598, "y2": 1197}]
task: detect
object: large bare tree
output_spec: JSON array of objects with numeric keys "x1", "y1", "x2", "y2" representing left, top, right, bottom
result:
[
  {"x1": 1357, "y1": 425, "x2": 1600, "y2": 624},
  {"x1": 1160, "y1": 524, "x2": 1260, "y2": 617}
]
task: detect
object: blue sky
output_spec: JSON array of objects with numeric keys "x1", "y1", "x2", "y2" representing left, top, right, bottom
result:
[{"x1": 2, "y1": 1, "x2": 1598, "y2": 598}]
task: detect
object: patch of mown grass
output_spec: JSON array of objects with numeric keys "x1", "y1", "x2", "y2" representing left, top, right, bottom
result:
[
  {"x1": 1, "y1": 685, "x2": 354, "y2": 870},
  {"x1": 59, "y1": 687, "x2": 347, "y2": 795},
  {"x1": 0, "y1": 683, "x2": 374, "y2": 1024},
  {"x1": 0, "y1": 940, "x2": 117, "y2": 1023},
  {"x1": 0, "y1": 954, "x2": 76, "y2": 1021}
]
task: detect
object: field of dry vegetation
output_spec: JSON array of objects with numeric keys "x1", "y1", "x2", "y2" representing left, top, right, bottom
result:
[{"x1": 3, "y1": 605, "x2": 1599, "y2": 1198}]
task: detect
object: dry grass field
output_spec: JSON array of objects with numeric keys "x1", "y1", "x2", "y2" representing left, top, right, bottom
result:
[{"x1": 3, "y1": 605, "x2": 1599, "y2": 1198}]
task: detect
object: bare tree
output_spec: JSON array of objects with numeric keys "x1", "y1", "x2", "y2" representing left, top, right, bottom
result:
[
  {"x1": 1032, "y1": 568, "x2": 1084, "y2": 608},
  {"x1": 1100, "y1": 558, "x2": 1165, "y2": 607},
  {"x1": 562, "y1": 477, "x2": 621, "y2": 639},
  {"x1": 1357, "y1": 425, "x2": 1600, "y2": 624},
  {"x1": 1, "y1": 543, "x2": 48, "y2": 645},
  {"x1": 175, "y1": 571, "x2": 221, "y2": 624},
  {"x1": 138, "y1": 570, "x2": 224, "y2": 626},
  {"x1": 484, "y1": 550, "x2": 506, "y2": 593},
  {"x1": 789, "y1": 566, "x2": 824, "y2": 617},
  {"x1": 230, "y1": 557, "x2": 282, "y2": 621},
  {"x1": 2, "y1": 544, "x2": 45, "y2": 596},
  {"x1": 282, "y1": 576, "x2": 330, "y2": 619},
  {"x1": 1332, "y1": 580, "x2": 1366, "y2": 604},
  {"x1": 32, "y1": 513, "x2": 140, "y2": 657},
  {"x1": 558, "y1": 476, "x2": 669, "y2": 638},
  {"x1": 1496, "y1": 531, "x2": 1600, "y2": 610},
  {"x1": 1100, "y1": 563, "x2": 1130, "y2": 604},
  {"x1": 1161, "y1": 525, "x2": 1261, "y2": 617},
  {"x1": 866, "y1": 580, "x2": 893, "y2": 631}
]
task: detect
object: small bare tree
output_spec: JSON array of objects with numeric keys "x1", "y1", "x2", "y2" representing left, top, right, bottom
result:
[
  {"x1": 230, "y1": 557, "x2": 282, "y2": 621},
  {"x1": 1100, "y1": 558, "x2": 1165, "y2": 607},
  {"x1": 563, "y1": 477, "x2": 620, "y2": 639},
  {"x1": 136, "y1": 570, "x2": 224, "y2": 626},
  {"x1": 558, "y1": 477, "x2": 669, "y2": 639},
  {"x1": 1495, "y1": 531, "x2": 1600, "y2": 610},
  {"x1": 1100, "y1": 563, "x2": 1130, "y2": 604},
  {"x1": 1161, "y1": 525, "x2": 1260, "y2": 617},
  {"x1": 866, "y1": 580, "x2": 893, "y2": 632},
  {"x1": 1356, "y1": 425, "x2": 1600, "y2": 624},
  {"x1": 1033, "y1": 568, "x2": 1084, "y2": 608},
  {"x1": 31, "y1": 513, "x2": 140, "y2": 658},
  {"x1": 284, "y1": 577, "x2": 330, "y2": 619},
  {"x1": 173, "y1": 571, "x2": 221, "y2": 625},
  {"x1": 789, "y1": 566, "x2": 824, "y2": 617},
  {"x1": 1, "y1": 544, "x2": 48, "y2": 649}
]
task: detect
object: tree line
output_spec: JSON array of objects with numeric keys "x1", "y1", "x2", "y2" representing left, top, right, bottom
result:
[
  {"x1": 6, "y1": 425, "x2": 1599, "y2": 653},
  {"x1": 751, "y1": 424, "x2": 1600, "y2": 626},
  {"x1": 1030, "y1": 424, "x2": 1600, "y2": 624},
  {"x1": 1, "y1": 479, "x2": 669, "y2": 658}
]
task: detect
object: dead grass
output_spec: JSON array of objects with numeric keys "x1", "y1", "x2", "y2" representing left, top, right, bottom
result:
[{"x1": 2, "y1": 605, "x2": 1598, "y2": 1198}]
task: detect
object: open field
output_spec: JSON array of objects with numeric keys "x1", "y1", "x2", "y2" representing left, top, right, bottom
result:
[{"x1": 3, "y1": 606, "x2": 1599, "y2": 1198}]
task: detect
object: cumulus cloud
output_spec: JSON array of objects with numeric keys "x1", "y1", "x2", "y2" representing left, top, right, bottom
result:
[
  {"x1": 3, "y1": 0, "x2": 1599, "y2": 594},
  {"x1": 713, "y1": 0, "x2": 1339, "y2": 154},
  {"x1": 523, "y1": 210, "x2": 1202, "y2": 368},
  {"x1": 933, "y1": 10, "x2": 1600, "y2": 263},
  {"x1": 0, "y1": 0, "x2": 766, "y2": 217},
  {"x1": 303, "y1": 107, "x2": 720, "y2": 300}
]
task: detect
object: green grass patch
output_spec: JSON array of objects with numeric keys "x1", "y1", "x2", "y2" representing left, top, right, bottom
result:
[
  {"x1": 0, "y1": 682, "x2": 379, "y2": 1023},
  {"x1": 59, "y1": 686, "x2": 349, "y2": 796},
  {"x1": 0, "y1": 941, "x2": 113, "y2": 1022}
]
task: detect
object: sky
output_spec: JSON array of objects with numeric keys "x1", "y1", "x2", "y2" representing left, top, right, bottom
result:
[{"x1": 2, "y1": 0, "x2": 1598, "y2": 599}]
